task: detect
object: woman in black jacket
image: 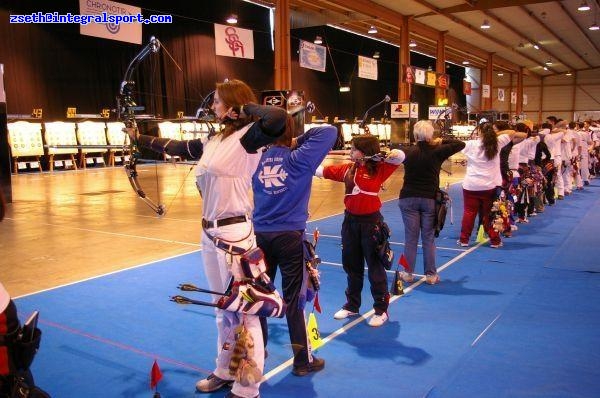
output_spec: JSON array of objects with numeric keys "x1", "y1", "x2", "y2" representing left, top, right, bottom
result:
[{"x1": 398, "y1": 120, "x2": 465, "y2": 285}]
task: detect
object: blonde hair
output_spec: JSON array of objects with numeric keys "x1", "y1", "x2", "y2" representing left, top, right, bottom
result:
[{"x1": 413, "y1": 120, "x2": 434, "y2": 142}]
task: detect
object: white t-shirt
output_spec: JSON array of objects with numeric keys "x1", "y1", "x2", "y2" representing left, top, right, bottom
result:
[
  {"x1": 561, "y1": 130, "x2": 574, "y2": 160},
  {"x1": 194, "y1": 123, "x2": 262, "y2": 221},
  {"x1": 462, "y1": 134, "x2": 511, "y2": 190},
  {"x1": 0, "y1": 282, "x2": 10, "y2": 313},
  {"x1": 540, "y1": 129, "x2": 564, "y2": 158}
]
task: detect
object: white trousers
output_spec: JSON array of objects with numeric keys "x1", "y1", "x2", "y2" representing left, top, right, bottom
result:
[{"x1": 201, "y1": 219, "x2": 264, "y2": 398}]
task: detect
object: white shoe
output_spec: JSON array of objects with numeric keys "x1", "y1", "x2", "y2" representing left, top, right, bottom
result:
[
  {"x1": 399, "y1": 271, "x2": 414, "y2": 283},
  {"x1": 333, "y1": 308, "x2": 359, "y2": 320},
  {"x1": 368, "y1": 312, "x2": 389, "y2": 327},
  {"x1": 425, "y1": 273, "x2": 440, "y2": 285}
]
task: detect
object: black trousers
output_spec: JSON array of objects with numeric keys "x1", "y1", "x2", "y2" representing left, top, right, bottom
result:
[
  {"x1": 341, "y1": 211, "x2": 389, "y2": 315},
  {"x1": 256, "y1": 230, "x2": 312, "y2": 367}
]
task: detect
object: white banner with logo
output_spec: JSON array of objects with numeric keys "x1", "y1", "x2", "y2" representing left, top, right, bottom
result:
[
  {"x1": 510, "y1": 91, "x2": 517, "y2": 104},
  {"x1": 498, "y1": 88, "x2": 505, "y2": 102},
  {"x1": 391, "y1": 102, "x2": 418, "y2": 118},
  {"x1": 523, "y1": 94, "x2": 528, "y2": 105},
  {"x1": 214, "y1": 24, "x2": 254, "y2": 59},
  {"x1": 299, "y1": 40, "x2": 326, "y2": 72},
  {"x1": 482, "y1": 84, "x2": 490, "y2": 98},
  {"x1": 79, "y1": 0, "x2": 141, "y2": 44},
  {"x1": 358, "y1": 56, "x2": 377, "y2": 80},
  {"x1": 428, "y1": 106, "x2": 452, "y2": 120}
]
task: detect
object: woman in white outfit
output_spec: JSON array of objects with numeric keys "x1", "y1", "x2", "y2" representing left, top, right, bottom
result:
[{"x1": 135, "y1": 79, "x2": 287, "y2": 398}]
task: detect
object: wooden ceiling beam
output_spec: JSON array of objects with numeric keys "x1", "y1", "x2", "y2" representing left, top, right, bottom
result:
[
  {"x1": 410, "y1": 0, "x2": 553, "y2": 74},
  {"x1": 483, "y1": 9, "x2": 584, "y2": 70}
]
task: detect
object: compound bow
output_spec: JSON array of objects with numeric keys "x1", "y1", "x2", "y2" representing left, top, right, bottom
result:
[{"x1": 117, "y1": 36, "x2": 166, "y2": 216}]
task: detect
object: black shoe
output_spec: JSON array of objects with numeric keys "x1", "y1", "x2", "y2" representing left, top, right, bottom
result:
[{"x1": 292, "y1": 357, "x2": 325, "y2": 376}]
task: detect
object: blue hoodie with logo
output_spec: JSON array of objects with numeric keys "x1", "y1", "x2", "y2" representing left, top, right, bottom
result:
[{"x1": 252, "y1": 125, "x2": 337, "y2": 232}]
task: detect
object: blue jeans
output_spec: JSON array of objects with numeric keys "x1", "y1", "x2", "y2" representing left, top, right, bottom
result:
[{"x1": 398, "y1": 197, "x2": 437, "y2": 275}]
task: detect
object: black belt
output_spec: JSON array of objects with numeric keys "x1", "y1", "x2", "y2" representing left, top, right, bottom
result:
[{"x1": 201, "y1": 215, "x2": 247, "y2": 229}]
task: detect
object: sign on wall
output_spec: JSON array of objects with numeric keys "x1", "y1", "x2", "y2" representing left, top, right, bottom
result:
[
  {"x1": 391, "y1": 102, "x2": 418, "y2": 118},
  {"x1": 299, "y1": 40, "x2": 326, "y2": 72},
  {"x1": 215, "y1": 24, "x2": 254, "y2": 59},
  {"x1": 358, "y1": 56, "x2": 378, "y2": 80},
  {"x1": 482, "y1": 84, "x2": 490, "y2": 98},
  {"x1": 79, "y1": 0, "x2": 142, "y2": 44}
]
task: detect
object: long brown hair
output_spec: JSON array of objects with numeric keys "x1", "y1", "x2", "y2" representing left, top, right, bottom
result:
[
  {"x1": 480, "y1": 122, "x2": 499, "y2": 160},
  {"x1": 272, "y1": 114, "x2": 295, "y2": 147},
  {"x1": 352, "y1": 135, "x2": 380, "y2": 176},
  {"x1": 216, "y1": 79, "x2": 258, "y2": 138}
]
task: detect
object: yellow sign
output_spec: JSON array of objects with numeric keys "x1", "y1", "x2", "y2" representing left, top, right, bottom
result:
[
  {"x1": 306, "y1": 312, "x2": 324, "y2": 350},
  {"x1": 177, "y1": 111, "x2": 184, "y2": 119},
  {"x1": 66, "y1": 107, "x2": 77, "y2": 118},
  {"x1": 101, "y1": 109, "x2": 110, "y2": 118},
  {"x1": 32, "y1": 108, "x2": 43, "y2": 119}
]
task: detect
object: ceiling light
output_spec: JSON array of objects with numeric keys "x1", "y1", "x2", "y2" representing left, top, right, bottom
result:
[
  {"x1": 314, "y1": 35, "x2": 323, "y2": 45},
  {"x1": 226, "y1": 14, "x2": 238, "y2": 24},
  {"x1": 409, "y1": 39, "x2": 417, "y2": 48},
  {"x1": 373, "y1": 51, "x2": 380, "y2": 59},
  {"x1": 543, "y1": 66, "x2": 549, "y2": 71},
  {"x1": 339, "y1": 85, "x2": 351, "y2": 92},
  {"x1": 481, "y1": 19, "x2": 490, "y2": 29},
  {"x1": 368, "y1": 25, "x2": 378, "y2": 34},
  {"x1": 533, "y1": 44, "x2": 540, "y2": 49},
  {"x1": 578, "y1": 1, "x2": 591, "y2": 11},
  {"x1": 566, "y1": 72, "x2": 573, "y2": 76},
  {"x1": 497, "y1": 72, "x2": 504, "y2": 76},
  {"x1": 545, "y1": 59, "x2": 553, "y2": 65},
  {"x1": 462, "y1": 60, "x2": 470, "y2": 65},
  {"x1": 589, "y1": 22, "x2": 600, "y2": 31}
]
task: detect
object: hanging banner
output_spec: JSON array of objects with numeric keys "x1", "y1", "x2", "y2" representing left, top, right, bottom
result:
[
  {"x1": 391, "y1": 102, "x2": 419, "y2": 118},
  {"x1": 437, "y1": 73, "x2": 449, "y2": 89},
  {"x1": 463, "y1": 80, "x2": 472, "y2": 95},
  {"x1": 415, "y1": 68, "x2": 426, "y2": 85},
  {"x1": 523, "y1": 94, "x2": 528, "y2": 105},
  {"x1": 358, "y1": 56, "x2": 378, "y2": 80},
  {"x1": 214, "y1": 23, "x2": 254, "y2": 59},
  {"x1": 510, "y1": 91, "x2": 517, "y2": 104},
  {"x1": 299, "y1": 40, "x2": 326, "y2": 72},
  {"x1": 482, "y1": 84, "x2": 490, "y2": 98},
  {"x1": 498, "y1": 88, "x2": 505, "y2": 102},
  {"x1": 403, "y1": 65, "x2": 415, "y2": 84},
  {"x1": 426, "y1": 71, "x2": 437, "y2": 87},
  {"x1": 429, "y1": 106, "x2": 452, "y2": 120},
  {"x1": 79, "y1": 0, "x2": 142, "y2": 44}
]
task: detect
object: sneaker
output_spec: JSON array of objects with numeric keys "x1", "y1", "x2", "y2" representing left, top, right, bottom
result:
[
  {"x1": 584, "y1": 181, "x2": 590, "y2": 186},
  {"x1": 529, "y1": 211, "x2": 537, "y2": 217},
  {"x1": 196, "y1": 373, "x2": 233, "y2": 393},
  {"x1": 557, "y1": 195, "x2": 564, "y2": 200},
  {"x1": 333, "y1": 308, "x2": 359, "y2": 320},
  {"x1": 490, "y1": 242, "x2": 503, "y2": 248},
  {"x1": 511, "y1": 224, "x2": 518, "y2": 231},
  {"x1": 456, "y1": 240, "x2": 468, "y2": 247},
  {"x1": 367, "y1": 312, "x2": 389, "y2": 327},
  {"x1": 400, "y1": 271, "x2": 414, "y2": 283},
  {"x1": 292, "y1": 356, "x2": 325, "y2": 376},
  {"x1": 425, "y1": 273, "x2": 440, "y2": 285},
  {"x1": 517, "y1": 218, "x2": 529, "y2": 223}
]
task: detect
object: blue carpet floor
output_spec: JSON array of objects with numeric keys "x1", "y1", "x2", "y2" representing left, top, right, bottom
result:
[{"x1": 14, "y1": 181, "x2": 600, "y2": 397}]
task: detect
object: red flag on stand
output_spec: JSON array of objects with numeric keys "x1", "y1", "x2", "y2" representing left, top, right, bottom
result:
[
  {"x1": 150, "y1": 359, "x2": 163, "y2": 389},
  {"x1": 313, "y1": 292, "x2": 322, "y2": 314},
  {"x1": 399, "y1": 254, "x2": 409, "y2": 271}
]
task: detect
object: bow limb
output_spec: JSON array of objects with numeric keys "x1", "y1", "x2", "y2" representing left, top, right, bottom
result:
[{"x1": 118, "y1": 36, "x2": 166, "y2": 216}]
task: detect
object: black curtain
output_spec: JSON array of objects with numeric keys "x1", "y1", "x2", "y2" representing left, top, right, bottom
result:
[{"x1": 0, "y1": 0, "x2": 273, "y2": 120}]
